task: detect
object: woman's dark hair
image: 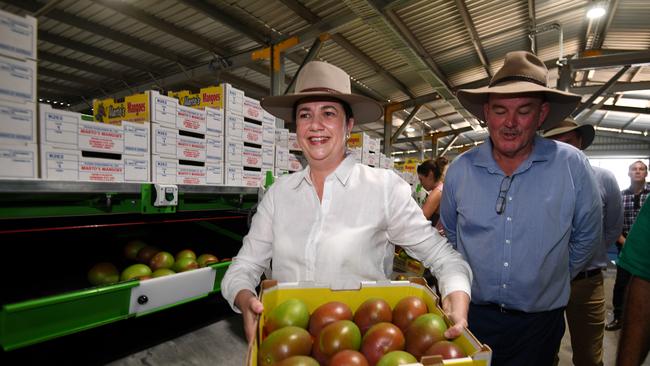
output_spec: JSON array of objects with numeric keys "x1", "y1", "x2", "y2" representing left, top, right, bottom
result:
[{"x1": 417, "y1": 156, "x2": 449, "y2": 181}]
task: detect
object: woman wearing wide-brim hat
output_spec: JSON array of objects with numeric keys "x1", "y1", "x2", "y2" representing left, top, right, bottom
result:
[{"x1": 222, "y1": 61, "x2": 472, "y2": 343}]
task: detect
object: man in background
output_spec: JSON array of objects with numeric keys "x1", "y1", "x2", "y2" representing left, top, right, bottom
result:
[
  {"x1": 543, "y1": 119, "x2": 623, "y2": 366},
  {"x1": 607, "y1": 160, "x2": 649, "y2": 331},
  {"x1": 441, "y1": 51, "x2": 602, "y2": 366}
]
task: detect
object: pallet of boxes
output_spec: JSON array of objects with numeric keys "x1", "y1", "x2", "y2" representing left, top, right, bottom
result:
[
  {"x1": 247, "y1": 279, "x2": 491, "y2": 365},
  {"x1": 347, "y1": 132, "x2": 380, "y2": 167},
  {"x1": 0, "y1": 10, "x2": 39, "y2": 180}
]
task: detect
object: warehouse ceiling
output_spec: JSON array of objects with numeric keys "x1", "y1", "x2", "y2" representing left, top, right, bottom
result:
[{"x1": 1, "y1": 0, "x2": 649, "y2": 158}]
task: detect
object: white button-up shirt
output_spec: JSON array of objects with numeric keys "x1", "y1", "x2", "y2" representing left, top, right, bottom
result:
[{"x1": 222, "y1": 156, "x2": 472, "y2": 311}]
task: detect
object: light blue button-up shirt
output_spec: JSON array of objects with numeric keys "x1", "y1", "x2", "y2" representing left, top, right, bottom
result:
[{"x1": 441, "y1": 136, "x2": 602, "y2": 312}]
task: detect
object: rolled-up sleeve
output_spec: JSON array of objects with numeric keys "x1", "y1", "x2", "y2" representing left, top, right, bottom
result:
[
  {"x1": 384, "y1": 172, "x2": 472, "y2": 299},
  {"x1": 221, "y1": 185, "x2": 275, "y2": 312}
]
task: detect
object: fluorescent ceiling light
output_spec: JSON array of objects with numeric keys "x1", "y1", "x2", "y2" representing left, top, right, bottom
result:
[
  {"x1": 587, "y1": 5, "x2": 606, "y2": 19},
  {"x1": 405, "y1": 127, "x2": 415, "y2": 132}
]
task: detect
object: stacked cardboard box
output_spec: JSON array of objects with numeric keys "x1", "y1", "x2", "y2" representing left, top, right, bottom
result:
[
  {"x1": 347, "y1": 132, "x2": 380, "y2": 167},
  {"x1": 0, "y1": 9, "x2": 38, "y2": 179},
  {"x1": 40, "y1": 104, "x2": 151, "y2": 182},
  {"x1": 274, "y1": 128, "x2": 289, "y2": 176}
]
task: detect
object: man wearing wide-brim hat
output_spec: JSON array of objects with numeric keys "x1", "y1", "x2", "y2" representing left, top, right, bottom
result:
[
  {"x1": 222, "y1": 61, "x2": 473, "y2": 344},
  {"x1": 440, "y1": 51, "x2": 603, "y2": 366},
  {"x1": 543, "y1": 119, "x2": 623, "y2": 366}
]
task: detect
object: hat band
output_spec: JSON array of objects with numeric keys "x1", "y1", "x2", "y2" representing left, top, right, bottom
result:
[
  {"x1": 299, "y1": 87, "x2": 343, "y2": 94},
  {"x1": 489, "y1": 75, "x2": 546, "y2": 87}
]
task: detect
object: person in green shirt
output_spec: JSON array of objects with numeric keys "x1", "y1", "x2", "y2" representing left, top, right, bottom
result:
[{"x1": 616, "y1": 198, "x2": 650, "y2": 366}]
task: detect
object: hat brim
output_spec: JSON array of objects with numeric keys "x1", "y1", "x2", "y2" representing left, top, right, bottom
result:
[
  {"x1": 541, "y1": 124, "x2": 595, "y2": 150},
  {"x1": 457, "y1": 80, "x2": 581, "y2": 130},
  {"x1": 261, "y1": 91, "x2": 383, "y2": 124}
]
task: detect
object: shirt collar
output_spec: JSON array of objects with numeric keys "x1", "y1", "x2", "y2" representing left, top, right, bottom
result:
[
  {"x1": 471, "y1": 135, "x2": 552, "y2": 175},
  {"x1": 291, "y1": 154, "x2": 356, "y2": 189}
]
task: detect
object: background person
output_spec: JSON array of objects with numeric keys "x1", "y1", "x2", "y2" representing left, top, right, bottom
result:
[
  {"x1": 542, "y1": 119, "x2": 623, "y2": 366},
  {"x1": 607, "y1": 160, "x2": 649, "y2": 331},
  {"x1": 417, "y1": 156, "x2": 449, "y2": 232},
  {"x1": 221, "y1": 61, "x2": 472, "y2": 343},
  {"x1": 616, "y1": 199, "x2": 650, "y2": 366},
  {"x1": 441, "y1": 51, "x2": 602, "y2": 366}
]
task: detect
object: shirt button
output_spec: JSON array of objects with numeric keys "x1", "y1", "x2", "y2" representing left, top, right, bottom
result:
[
  {"x1": 502, "y1": 284, "x2": 507, "y2": 288},
  {"x1": 505, "y1": 239, "x2": 511, "y2": 244},
  {"x1": 507, "y1": 217, "x2": 512, "y2": 221},
  {"x1": 504, "y1": 262, "x2": 509, "y2": 267},
  {"x1": 501, "y1": 303, "x2": 506, "y2": 307},
  {"x1": 508, "y1": 196, "x2": 512, "y2": 201}
]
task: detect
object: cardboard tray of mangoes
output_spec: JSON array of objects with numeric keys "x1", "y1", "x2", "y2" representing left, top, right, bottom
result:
[{"x1": 246, "y1": 278, "x2": 491, "y2": 366}]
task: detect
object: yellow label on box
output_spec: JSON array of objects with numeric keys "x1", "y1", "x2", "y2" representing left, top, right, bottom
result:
[
  {"x1": 347, "y1": 132, "x2": 363, "y2": 148},
  {"x1": 403, "y1": 162, "x2": 417, "y2": 173},
  {"x1": 93, "y1": 93, "x2": 149, "y2": 124},
  {"x1": 168, "y1": 86, "x2": 225, "y2": 109}
]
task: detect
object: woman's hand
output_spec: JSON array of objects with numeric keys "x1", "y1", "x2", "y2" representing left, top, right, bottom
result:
[
  {"x1": 441, "y1": 290, "x2": 470, "y2": 339},
  {"x1": 234, "y1": 289, "x2": 264, "y2": 343}
]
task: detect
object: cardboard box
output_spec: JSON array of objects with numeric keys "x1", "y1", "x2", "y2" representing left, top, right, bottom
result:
[
  {"x1": 78, "y1": 120, "x2": 150, "y2": 156},
  {"x1": 205, "y1": 107, "x2": 224, "y2": 136},
  {"x1": 247, "y1": 279, "x2": 492, "y2": 366},
  {"x1": 275, "y1": 128, "x2": 288, "y2": 149},
  {"x1": 262, "y1": 110, "x2": 276, "y2": 127},
  {"x1": 243, "y1": 145, "x2": 262, "y2": 168},
  {"x1": 206, "y1": 135, "x2": 224, "y2": 161},
  {"x1": 177, "y1": 162, "x2": 206, "y2": 185},
  {"x1": 206, "y1": 159, "x2": 223, "y2": 185},
  {"x1": 41, "y1": 145, "x2": 150, "y2": 182},
  {"x1": 151, "y1": 123, "x2": 178, "y2": 157},
  {"x1": 348, "y1": 132, "x2": 378, "y2": 152},
  {"x1": 39, "y1": 103, "x2": 82, "y2": 147},
  {"x1": 177, "y1": 104, "x2": 207, "y2": 134},
  {"x1": 243, "y1": 121, "x2": 263, "y2": 145},
  {"x1": 226, "y1": 112, "x2": 244, "y2": 140},
  {"x1": 288, "y1": 153, "x2": 302, "y2": 172},
  {"x1": 0, "y1": 100, "x2": 35, "y2": 144},
  {"x1": 225, "y1": 137, "x2": 243, "y2": 166},
  {"x1": 242, "y1": 169, "x2": 262, "y2": 188},
  {"x1": 349, "y1": 147, "x2": 362, "y2": 163},
  {"x1": 177, "y1": 133, "x2": 206, "y2": 162},
  {"x1": 225, "y1": 163, "x2": 243, "y2": 186},
  {"x1": 0, "y1": 142, "x2": 37, "y2": 179},
  {"x1": 244, "y1": 97, "x2": 263, "y2": 122},
  {"x1": 93, "y1": 92, "x2": 149, "y2": 124},
  {"x1": 274, "y1": 146, "x2": 289, "y2": 170},
  {"x1": 150, "y1": 90, "x2": 178, "y2": 127},
  {"x1": 0, "y1": 55, "x2": 36, "y2": 104},
  {"x1": 151, "y1": 155, "x2": 177, "y2": 184},
  {"x1": 169, "y1": 84, "x2": 244, "y2": 114},
  {"x1": 262, "y1": 122, "x2": 275, "y2": 145},
  {"x1": 0, "y1": 9, "x2": 37, "y2": 61},
  {"x1": 262, "y1": 144, "x2": 274, "y2": 168},
  {"x1": 288, "y1": 132, "x2": 301, "y2": 151}
]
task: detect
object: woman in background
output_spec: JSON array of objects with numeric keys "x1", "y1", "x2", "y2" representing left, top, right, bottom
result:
[{"x1": 417, "y1": 157, "x2": 449, "y2": 233}]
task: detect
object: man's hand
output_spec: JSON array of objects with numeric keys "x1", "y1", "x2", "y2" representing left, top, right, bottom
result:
[
  {"x1": 234, "y1": 289, "x2": 264, "y2": 343},
  {"x1": 441, "y1": 290, "x2": 470, "y2": 339}
]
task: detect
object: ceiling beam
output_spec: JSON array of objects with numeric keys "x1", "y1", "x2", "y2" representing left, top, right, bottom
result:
[
  {"x1": 527, "y1": 0, "x2": 537, "y2": 52},
  {"x1": 39, "y1": 51, "x2": 129, "y2": 78},
  {"x1": 178, "y1": 0, "x2": 271, "y2": 45},
  {"x1": 38, "y1": 80, "x2": 89, "y2": 96},
  {"x1": 90, "y1": 0, "x2": 226, "y2": 55},
  {"x1": 38, "y1": 67, "x2": 103, "y2": 89},
  {"x1": 592, "y1": 0, "x2": 620, "y2": 50},
  {"x1": 570, "y1": 80, "x2": 650, "y2": 95},
  {"x1": 454, "y1": 0, "x2": 493, "y2": 78},
  {"x1": 594, "y1": 104, "x2": 650, "y2": 115},
  {"x1": 2, "y1": 0, "x2": 196, "y2": 66},
  {"x1": 33, "y1": 0, "x2": 64, "y2": 17},
  {"x1": 571, "y1": 65, "x2": 630, "y2": 117},
  {"x1": 569, "y1": 50, "x2": 650, "y2": 70},
  {"x1": 38, "y1": 31, "x2": 160, "y2": 74}
]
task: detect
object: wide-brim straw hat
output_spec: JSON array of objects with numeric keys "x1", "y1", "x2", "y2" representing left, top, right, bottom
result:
[
  {"x1": 261, "y1": 61, "x2": 383, "y2": 124},
  {"x1": 541, "y1": 118, "x2": 595, "y2": 150},
  {"x1": 457, "y1": 51, "x2": 581, "y2": 130}
]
